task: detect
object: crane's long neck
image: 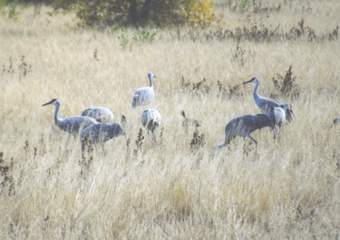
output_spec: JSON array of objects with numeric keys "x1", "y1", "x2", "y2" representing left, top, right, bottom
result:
[
  {"x1": 54, "y1": 102, "x2": 62, "y2": 125},
  {"x1": 148, "y1": 76, "x2": 153, "y2": 87},
  {"x1": 253, "y1": 80, "x2": 260, "y2": 102}
]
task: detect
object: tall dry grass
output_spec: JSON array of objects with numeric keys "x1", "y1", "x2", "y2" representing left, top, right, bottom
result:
[{"x1": 0, "y1": 1, "x2": 339, "y2": 239}]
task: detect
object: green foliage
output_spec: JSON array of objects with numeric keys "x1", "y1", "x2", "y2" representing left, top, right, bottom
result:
[
  {"x1": 239, "y1": 0, "x2": 249, "y2": 10},
  {"x1": 116, "y1": 28, "x2": 157, "y2": 49},
  {"x1": 117, "y1": 29, "x2": 130, "y2": 49},
  {"x1": 75, "y1": 0, "x2": 215, "y2": 28},
  {"x1": 132, "y1": 29, "x2": 156, "y2": 43},
  {"x1": 0, "y1": 0, "x2": 18, "y2": 18},
  {"x1": 0, "y1": 0, "x2": 215, "y2": 27}
]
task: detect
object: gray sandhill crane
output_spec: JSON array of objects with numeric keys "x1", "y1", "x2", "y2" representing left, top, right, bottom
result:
[
  {"x1": 217, "y1": 108, "x2": 284, "y2": 149},
  {"x1": 132, "y1": 72, "x2": 156, "y2": 108},
  {"x1": 80, "y1": 115, "x2": 126, "y2": 146},
  {"x1": 79, "y1": 116, "x2": 126, "y2": 172},
  {"x1": 42, "y1": 98, "x2": 97, "y2": 135},
  {"x1": 81, "y1": 106, "x2": 114, "y2": 123},
  {"x1": 141, "y1": 108, "x2": 161, "y2": 141},
  {"x1": 243, "y1": 77, "x2": 294, "y2": 122}
]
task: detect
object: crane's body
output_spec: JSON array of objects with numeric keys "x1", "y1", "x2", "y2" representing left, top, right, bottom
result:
[
  {"x1": 132, "y1": 72, "x2": 156, "y2": 108},
  {"x1": 217, "y1": 113, "x2": 275, "y2": 148},
  {"x1": 80, "y1": 116, "x2": 126, "y2": 167},
  {"x1": 81, "y1": 106, "x2": 114, "y2": 123},
  {"x1": 273, "y1": 107, "x2": 286, "y2": 127},
  {"x1": 243, "y1": 77, "x2": 294, "y2": 123},
  {"x1": 141, "y1": 108, "x2": 161, "y2": 133},
  {"x1": 42, "y1": 98, "x2": 97, "y2": 135},
  {"x1": 80, "y1": 122, "x2": 125, "y2": 145}
]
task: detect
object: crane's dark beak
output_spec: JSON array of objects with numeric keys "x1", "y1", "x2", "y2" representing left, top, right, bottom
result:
[
  {"x1": 42, "y1": 99, "x2": 55, "y2": 107},
  {"x1": 243, "y1": 78, "x2": 254, "y2": 85}
]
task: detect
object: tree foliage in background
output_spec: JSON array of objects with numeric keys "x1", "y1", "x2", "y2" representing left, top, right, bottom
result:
[
  {"x1": 0, "y1": 0, "x2": 215, "y2": 27},
  {"x1": 0, "y1": 0, "x2": 19, "y2": 18},
  {"x1": 76, "y1": 0, "x2": 215, "y2": 27}
]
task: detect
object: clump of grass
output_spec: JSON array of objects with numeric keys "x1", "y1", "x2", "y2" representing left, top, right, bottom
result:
[
  {"x1": 180, "y1": 76, "x2": 211, "y2": 96},
  {"x1": 0, "y1": 152, "x2": 14, "y2": 196},
  {"x1": 133, "y1": 128, "x2": 145, "y2": 157},
  {"x1": 272, "y1": 66, "x2": 300, "y2": 99}
]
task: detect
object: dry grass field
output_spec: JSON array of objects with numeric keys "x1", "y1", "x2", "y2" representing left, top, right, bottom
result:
[{"x1": 0, "y1": 1, "x2": 340, "y2": 239}]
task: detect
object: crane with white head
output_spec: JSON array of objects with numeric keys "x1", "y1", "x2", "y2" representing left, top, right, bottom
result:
[
  {"x1": 81, "y1": 106, "x2": 114, "y2": 123},
  {"x1": 42, "y1": 98, "x2": 97, "y2": 135},
  {"x1": 243, "y1": 77, "x2": 294, "y2": 122},
  {"x1": 132, "y1": 72, "x2": 156, "y2": 108}
]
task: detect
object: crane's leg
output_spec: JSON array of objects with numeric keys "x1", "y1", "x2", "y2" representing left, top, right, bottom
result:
[
  {"x1": 98, "y1": 143, "x2": 107, "y2": 156},
  {"x1": 151, "y1": 131, "x2": 157, "y2": 143},
  {"x1": 273, "y1": 126, "x2": 279, "y2": 140},
  {"x1": 215, "y1": 134, "x2": 232, "y2": 150}
]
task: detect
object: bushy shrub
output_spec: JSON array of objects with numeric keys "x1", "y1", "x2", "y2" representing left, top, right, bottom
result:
[
  {"x1": 75, "y1": 0, "x2": 215, "y2": 27},
  {"x1": 184, "y1": 0, "x2": 214, "y2": 27},
  {"x1": 0, "y1": 0, "x2": 19, "y2": 18},
  {"x1": 0, "y1": 0, "x2": 215, "y2": 27}
]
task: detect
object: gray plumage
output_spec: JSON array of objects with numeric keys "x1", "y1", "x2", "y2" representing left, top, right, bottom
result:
[
  {"x1": 80, "y1": 115, "x2": 126, "y2": 145},
  {"x1": 243, "y1": 77, "x2": 294, "y2": 123},
  {"x1": 81, "y1": 106, "x2": 114, "y2": 123},
  {"x1": 217, "y1": 112, "x2": 276, "y2": 148},
  {"x1": 141, "y1": 108, "x2": 161, "y2": 133},
  {"x1": 42, "y1": 98, "x2": 97, "y2": 135},
  {"x1": 132, "y1": 72, "x2": 156, "y2": 108},
  {"x1": 272, "y1": 106, "x2": 287, "y2": 127}
]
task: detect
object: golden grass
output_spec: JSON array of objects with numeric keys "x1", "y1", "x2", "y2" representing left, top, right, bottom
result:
[{"x1": 0, "y1": 2, "x2": 340, "y2": 239}]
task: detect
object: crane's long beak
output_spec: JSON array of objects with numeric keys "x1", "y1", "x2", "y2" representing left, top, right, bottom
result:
[
  {"x1": 42, "y1": 99, "x2": 55, "y2": 107},
  {"x1": 243, "y1": 79, "x2": 254, "y2": 85}
]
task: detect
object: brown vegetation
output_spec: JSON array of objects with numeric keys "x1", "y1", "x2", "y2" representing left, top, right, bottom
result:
[{"x1": 0, "y1": 1, "x2": 339, "y2": 239}]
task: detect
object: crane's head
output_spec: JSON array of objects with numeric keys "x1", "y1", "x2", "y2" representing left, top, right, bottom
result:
[
  {"x1": 147, "y1": 72, "x2": 156, "y2": 80},
  {"x1": 109, "y1": 123, "x2": 125, "y2": 138},
  {"x1": 243, "y1": 77, "x2": 259, "y2": 85},
  {"x1": 42, "y1": 98, "x2": 61, "y2": 107}
]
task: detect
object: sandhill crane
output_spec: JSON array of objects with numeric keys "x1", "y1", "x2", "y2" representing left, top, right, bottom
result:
[
  {"x1": 181, "y1": 110, "x2": 200, "y2": 132},
  {"x1": 81, "y1": 106, "x2": 114, "y2": 123},
  {"x1": 42, "y1": 98, "x2": 97, "y2": 135},
  {"x1": 243, "y1": 77, "x2": 294, "y2": 122},
  {"x1": 217, "y1": 110, "x2": 279, "y2": 149},
  {"x1": 79, "y1": 116, "x2": 126, "y2": 174},
  {"x1": 80, "y1": 115, "x2": 126, "y2": 145},
  {"x1": 132, "y1": 72, "x2": 156, "y2": 108},
  {"x1": 141, "y1": 108, "x2": 161, "y2": 141}
]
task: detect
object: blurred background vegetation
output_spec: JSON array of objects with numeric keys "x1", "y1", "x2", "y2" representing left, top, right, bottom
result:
[{"x1": 0, "y1": 0, "x2": 216, "y2": 27}]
